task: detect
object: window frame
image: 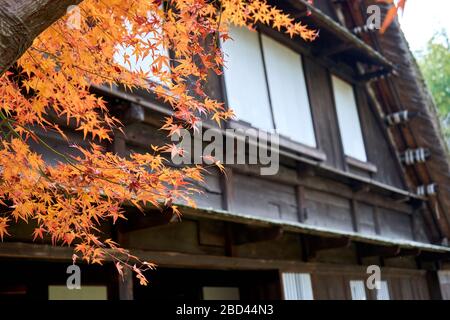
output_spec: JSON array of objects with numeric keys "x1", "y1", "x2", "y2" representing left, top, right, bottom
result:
[
  {"x1": 220, "y1": 26, "x2": 325, "y2": 162},
  {"x1": 349, "y1": 280, "x2": 367, "y2": 300},
  {"x1": 281, "y1": 272, "x2": 314, "y2": 300},
  {"x1": 220, "y1": 25, "x2": 274, "y2": 133},
  {"x1": 330, "y1": 74, "x2": 377, "y2": 173},
  {"x1": 376, "y1": 280, "x2": 390, "y2": 300}
]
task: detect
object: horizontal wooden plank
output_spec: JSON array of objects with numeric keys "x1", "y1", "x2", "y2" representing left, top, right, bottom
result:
[
  {"x1": 0, "y1": 242, "x2": 428, "y2": 277},
  {"x1": 178, "y1": 205, "x2": 450, "y2": 254}
]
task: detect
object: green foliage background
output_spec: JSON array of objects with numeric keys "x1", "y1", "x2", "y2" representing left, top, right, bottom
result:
[{"x1": 416, "y1": 29, "x2": 450, "y2": 146}]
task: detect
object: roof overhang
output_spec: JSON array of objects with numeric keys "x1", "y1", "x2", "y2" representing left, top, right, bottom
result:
[
  {"x1": 178, "y1": 204, "x2": 450, "y2": 255},
  {"x1": 277, "y1": 0, "x2": 394, "y2": 71}
]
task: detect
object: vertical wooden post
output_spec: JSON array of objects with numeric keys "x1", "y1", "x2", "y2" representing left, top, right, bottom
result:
[
  {"x1": 350, "y1": 199, "x2": 360, "y2": 232},
  {"x1": 411, "y1": 209, "x2": 418, "y2": 241},
  {"x1": 221, "y1": 167, "x2": 235, "y2": 256},
  {"x1": 118, "y1": 268, "x2": 134, "y2": 300},
  {"x1": 221, "y1": 167, "x2": 234, "y2": 212},
  {"x1": 426, "y1": 270, "x2": 444, "y2": 300},
  {"x1": 373, "y1": 206, "x2": 381, "y2": 235},
  {"x1": 116, "y1": 230, "x2": 133, "y2": 300},
  {"x1": 112, "y1": 129, "x2": 127, "y2": 156},
  {"x1": 224, "y1": 222, "x2": 235, "y2": 257},
  {"x1": 295, "y1": 185, "x2": 306, "y2": 222}
]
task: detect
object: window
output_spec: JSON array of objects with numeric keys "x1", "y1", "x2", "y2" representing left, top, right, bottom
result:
[
  {"x1": 282, "y1": 273, "x2": 314, "y2": 300},
  {"x1": 349, "y1": 280, "x2": 367, "y2": 300},
  {"x1": 221, "y1": 26, "x2": 273, "y2": 132},
  {"x1": 438, "y1": 271, "x2": 450, "y2": 300},
  {"x1": 376, "y1": 281, "x2": 390, "y2": 300},
  {"x1": 261, "y1": 35, "x2": 316, "y2": 147},
  {"x1": 221, "y1": 26, "x2": 316, "y2": 147},
  {"x1": 331, "y1": 75, "x2": 367, "y2": 162},
  {"x1": 202, "y1": 287, "x2": 240, "y2": 300},
  {"x1": 48, "y1": 285, "x2": 107, "y2": 300}
]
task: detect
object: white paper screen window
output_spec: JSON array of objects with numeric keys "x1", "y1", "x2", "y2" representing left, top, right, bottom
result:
[
  {"x1": 376, "y1": 281, "x2": 390, "y2": 300},
  {"x1": 349, "y1": 280, "x2": 367, "y2": 300},
  {"x1": 221, "y1": 26, "x2": 274, "y2": 132},
  {"x1": 261, "y1": 34, "x2": 316, "y2": 147},
  {"x1": 438, "y1": 270, "x2": 450, "y2": 300},
  {"x1": 331, "y1": 75, "x2": 367, "y2": 162},
  {"x1": 282, "y1": 273, "x2": 314, "y2": 300},
  {"x1": 48, "y1": 285, "x2": 107, "y2": 300}
]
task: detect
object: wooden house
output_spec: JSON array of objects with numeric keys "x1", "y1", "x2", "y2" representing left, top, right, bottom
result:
[{"x1": 1, "y1": 0, "x2": 450, "y2": 300}]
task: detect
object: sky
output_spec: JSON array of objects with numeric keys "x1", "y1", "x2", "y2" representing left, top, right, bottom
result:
[{"x1": 398, "y1": 0, "x2": 450, "y2": 52}]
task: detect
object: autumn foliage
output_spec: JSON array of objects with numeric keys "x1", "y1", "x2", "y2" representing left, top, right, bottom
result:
[
  {"x1": 0, "y1": 0, "x2": 316, "y2": 284},
  {"x1": 378, "y1": 0, "x2": 406, "y2": 34}
]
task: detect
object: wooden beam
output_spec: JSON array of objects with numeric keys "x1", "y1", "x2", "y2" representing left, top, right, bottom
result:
[
  {"x1": 303, "y1": 235, "x2": 352, "y2": 259},
  {"x1": 284, "y1": 0, "x2": 394, "y2": 69},
  {"x1": 0, "y1": 242, "x2": 73, "y2": 261},
  {"x1": 297, "y1": 162, "x2": 315, "y2": 179},
  {"x1": 400, "y1": 248, "x2": 422, "y2": 257},
  {"x1": 228, "y1": 160, "x2": 421, "y2": 214},
  {"x1": 418, "y1": 251, "x2": 450, "y2": 262},
  {"x1": 357, "y1": 69, "x2": 392, "y2": 83},
  {"x1": 392, "y1": 193, "x2": 411, "y2": 203},
  {"x1": 117, "y1": 210, "x2": 177, "y2": 233},
  {"x1": 0, "y1": 242, "x2": 439, "y2": 276},
  {"x1": 230, "y1": 225, "x2": 284, "y2": 246},
  {"x1": 358, "y1": 244, "x2": 401, "y2": 258},
  {"x1": 317, "y1": 42, "x2": 352, "y2": 57},
  {"x1": 351, "y1": 182, "x2": 371, "y2": 195}
]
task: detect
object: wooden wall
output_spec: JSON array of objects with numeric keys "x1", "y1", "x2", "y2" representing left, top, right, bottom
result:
[
  {"x1": 118, "y1": 217, "x2": 433, "y2": 300},
  {"x1": 23, "y1": 114, "x2": 428, "y2": 245},
  {"x1": 311, "y1": 269, "x2": 430, "y2": 300},
  {"x1": 354, "y1": 86, "x2": 406, "y2": 189},
  {"x1": 113, "y1": 118, "x2": 425, "y2": 243},
  {"x1": 302, "y1": 56, "x2": 406, "y2": 189},
  {"x1": 303, "y1": 56, "x2": 346, "y2": 171}
]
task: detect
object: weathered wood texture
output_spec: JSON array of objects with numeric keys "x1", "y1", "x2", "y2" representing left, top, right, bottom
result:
[
  {"x1": 378, "y1": 208, "x2": 414, "y2": 240},
  {"x1": 303, "y1": 56, "x2": 346, "y2": 170},
  {"x1": 231, "y1": 173, "x2": 298, "y2": 221},
  {"x1": 348, "y1": 0, "x2": 450, "y2": 240},
  {"x1": 28, "y1": 127, "x2": 95, "y2": 165},
  {"x1": 312, "y1": 270, "x2": 430, "y2": 300},
  {"x1": 311, "y1": 0, "x2": 338, "y2": 20},
  {"x1": 118, "y1": 268, "x2": 134, "y2": 300},
  {"x1": 354, "y1": 86, "x2": 406, "y2": 188},
  {"x1": 0, "y1": 241, "x2": 441, "y2": 300},
  {"x1": 303, "y1": 189, "x2": 353, "y2": 232},
  {"x1": 118, "y1": 119, "x2": 423, "y2": 242},
  {"x1": 0, "y1": 0, "x2": 81, "y2": 74}
]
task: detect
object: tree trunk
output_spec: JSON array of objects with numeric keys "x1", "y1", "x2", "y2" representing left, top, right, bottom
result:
[{"x1": 0, "y1": 0, "x2": 82, "y2": 75}]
